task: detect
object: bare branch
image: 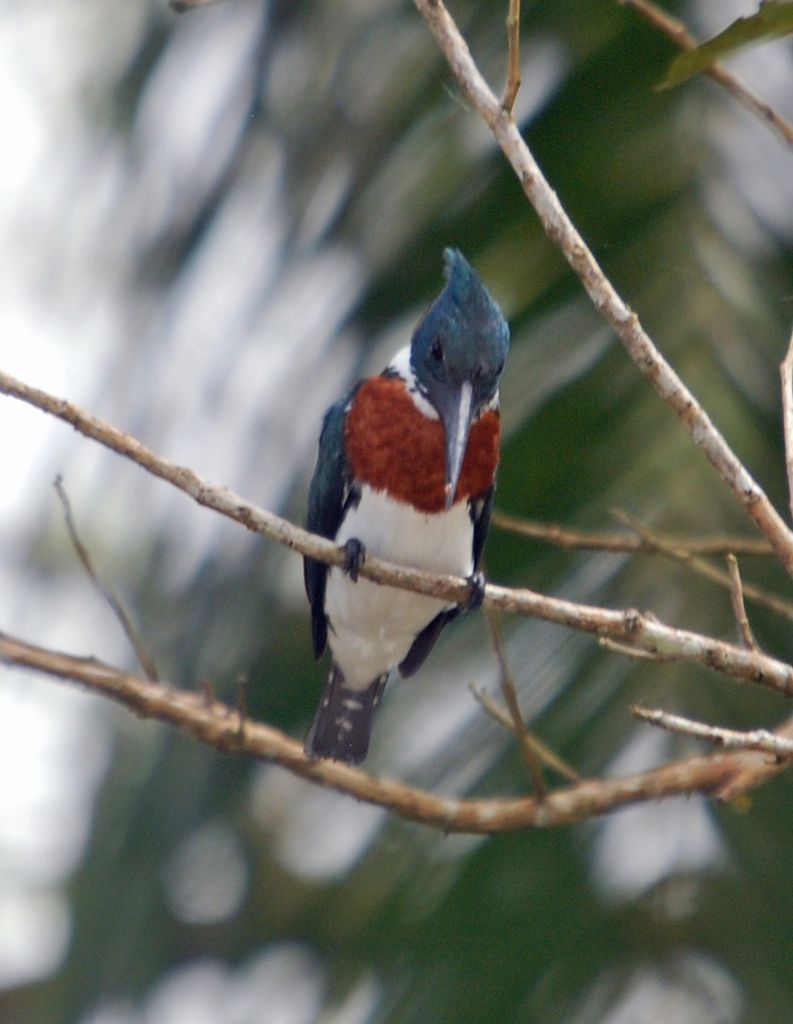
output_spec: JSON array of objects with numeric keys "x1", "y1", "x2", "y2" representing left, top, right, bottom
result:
[
  {"x1": 484, "y1": 606, "x2": 546, "y2": 794},
  {"x1": 412, "y1": 0, "x2": 793, "y2": 580},
  {"x1": 633, "y1": 704, "x2": 793, "y2": 759},
  {"x1": 619, "y1": 0, "x2": 793, "y2": 148},
  {"x1": 726, "y1": 554, "x2": 757, "y2": 651},
  {"x1": 781, "y1": 328, "x2": 793, "y2": 521},
  {"x1": 0, "y1": 1, "x2": 789, "y2": 832},
  {"x1": 611, "y1": 508, "x2": 793, "y2": 623},
  {"x1": 469, "y1": 683, "x2": 579, "y2": 782},
  {"x1": 2, "y1": 368, "x2": 793, "y2": 700},
  {"x1": 707, "y1": 698, "x2": 793, "y2": 802},
  {"x1": 599, "y1": 637, "x2": 663, "y2": 661},
  {"x1": 493, "y1": 511, "x2": 773, "y2": 557},
  {"x1": 0, "y1": 629, "x2": 772, "y2": 831},
  {"x1": 54, "y1": 476, "x2": 159, "y2": 681},
  {"x1": 501, "y1": 0, "x2": 521, "y2": 113}
]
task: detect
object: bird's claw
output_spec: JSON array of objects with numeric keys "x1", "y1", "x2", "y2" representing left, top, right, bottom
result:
[
  {"x1": 342, "y1": 538, "x2": 366, "y2": 582},
  {"x1": 464, "y1": 570, "x2": 486, "y2": 611}
]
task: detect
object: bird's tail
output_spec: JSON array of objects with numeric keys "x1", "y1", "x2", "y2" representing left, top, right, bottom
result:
[{"x1": 305, "y1": 664, "x2": 387, "y2": 765}]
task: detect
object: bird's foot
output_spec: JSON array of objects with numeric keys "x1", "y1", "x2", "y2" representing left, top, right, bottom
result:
[
  {"x1": 464, "y1": 570, "x2": 486, "y2": 611},
  {"x1": 342, "y1": 538, "x2": 366, "y2": 582}
]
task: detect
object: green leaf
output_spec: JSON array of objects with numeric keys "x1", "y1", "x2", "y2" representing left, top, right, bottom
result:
[{"x1": 660, "y1": 0, "x2": 793, "y2": 89}]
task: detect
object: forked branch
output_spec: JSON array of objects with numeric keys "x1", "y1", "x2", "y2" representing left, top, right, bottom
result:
[
  {"x1": 492, "y1": 511, "x2": 773, "y2": 557},
  {"x1": 620, "y1": 0, "x2": 793, "y2": 148},
  {"x1": 2, "y1": 368, "x2": 793, "y2": 702},
  {"x1": 0, "y1": 630, "x2": 767, "y2": 833},
  {"x1": 2, "y1": 1, "x2": 793, "y2": 826},
  {"x1": 634, "y1": 704, "x2": 793, "y2": 759},
  {"x1": 413, "y1": 0, "x2": 793, "y2": 580}
]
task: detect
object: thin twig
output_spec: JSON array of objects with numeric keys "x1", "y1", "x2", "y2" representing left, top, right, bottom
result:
[
  {"x1": 726, "y1": 554, "x2": 757, "y2": 651},
  {"x1": 633, "y1": 704, "x2": 793, "y2": 759},
  {"x1": 0, "y1": 1, "x2": 790, "y2": 829},
  {"x1": 599, "y1": 637, "x2": 662, "y2": 661},
  {"x1": 497, "y1": 507, "x2": 793, "y2": 623},
  {"x1": 54, "y1": 475, "x2": 159, "y2": 681},
  {"x1": 713, "y1": 712, "x2": 793, "y2": 803},
  {"x1": 484, "y1": 606, "x2": 546, "y2": 795},
  {"x1": 501, "y1": 0, "x2": 521, "y2": 112},
  {"x1": 611, "y1": 508, "x2": 793, "y2": 623},
  {"x1": 493, "y1": 511, "x2": 773, "y2": 557},
  {"x1": 413, "y1": 0, "x2": 793, "y2": 580},
  {"x1": 780, "y1": 328, "x2": 793, "y2": 522},
  {"x1": 469, "y1": 684, "x2": 580, "y2": 781},
  {"x1": 619, "y1": 0, "x2": 793, "y2": 148},
  {"x1": 2, "y1": 368, "x2": 793, "y2": 699},
  {"x1": 470, "y1": 682, "x2": 514, "y2": 729},
  {"x1": 0, "y1": 629, "x2": 771, "y2": 831}
]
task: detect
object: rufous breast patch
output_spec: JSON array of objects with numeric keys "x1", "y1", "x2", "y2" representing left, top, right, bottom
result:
[{"x1": 345, "y1": 375, "x2": 500, "y2": 514}]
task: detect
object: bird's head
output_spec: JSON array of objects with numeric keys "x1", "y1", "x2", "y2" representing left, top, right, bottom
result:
[{"x1": 411, "y1": 248, "x2": 510, "y2": 508}]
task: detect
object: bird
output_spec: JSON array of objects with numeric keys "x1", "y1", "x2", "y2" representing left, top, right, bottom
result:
[{"x1": 303, "y1": 248, "x2": 509, "y2": 764}]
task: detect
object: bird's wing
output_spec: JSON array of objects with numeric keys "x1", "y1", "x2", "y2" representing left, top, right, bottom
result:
[
  {"x1": 304, "y1": 391, "x2": 356, "y2": 658},
  {"x1": 471, "y1": 484, "x2": 495, "y2": 571}
]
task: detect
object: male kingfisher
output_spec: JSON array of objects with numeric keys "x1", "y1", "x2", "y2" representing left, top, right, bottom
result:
[{"x1": 304, "y1": 248, "x2": 509, "y2": 764}]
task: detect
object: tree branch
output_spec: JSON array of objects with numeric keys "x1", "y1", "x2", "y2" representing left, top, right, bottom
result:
[
  {"x1": 3, "y1": 0, "x2": 793, "y2": 826},
  {"x1": 611, "y1": 508, "x2": 793, "y2": 623},
  {"x1": 0, "y1": 629, "x2": 774, "y2": 831},
  {"x1": 726, "y1": 553, "x2": 758, "y2": 651},
  {"x1": 496, "y1": 508, "x2": 793, "y2": 624},
  {"x1": 492, "y1": 511, "x2": 774, "y2": 557},
  {"x1": 469, "y1": 683, "x2": 580, "y2": 782},
  {"x1": 413, "y1": 0, "x2": 793, "y2": 580},
  {"x1": 620, "y1": 0, "x2": 793, "y2": 149},
  {"x1": 484, "y1": 605, "x2": 546, "y2": 794},
  {"x1": 633, "y1": 704, "x2": 793, "y2": 759},
  {"x1": 2, "y1": 368, "x2": 793, "y2": 700},
  {"x1": 501, "y1": 0, "x2": 521, "y2": 112},
  {"x1": 54, "y1": 475, "x2": 160, "y2": 681}
]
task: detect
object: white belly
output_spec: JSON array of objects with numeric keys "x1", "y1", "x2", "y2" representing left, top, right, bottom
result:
[{"x1": 325, "y1": 487, "x2": 474, "y2": 689}]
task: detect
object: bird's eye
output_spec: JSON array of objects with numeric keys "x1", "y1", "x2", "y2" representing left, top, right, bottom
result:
[{"x1": 430, "y1": 337, "x2": 444, "y2": 363}]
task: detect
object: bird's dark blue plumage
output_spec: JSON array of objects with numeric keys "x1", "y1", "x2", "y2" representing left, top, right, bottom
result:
[
  {"x1": 303, "y1": 249, "x2": 509, "y2": 764},
  {"x1": 304, "y1": 393, "x2": 355, "y2": 659}
]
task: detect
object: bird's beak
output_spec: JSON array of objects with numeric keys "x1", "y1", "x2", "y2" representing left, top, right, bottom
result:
[{"x1": 439, "y1": 381, "x2": 474, "y2": 510}]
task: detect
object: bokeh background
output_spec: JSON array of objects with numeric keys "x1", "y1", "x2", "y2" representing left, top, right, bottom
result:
[{"x1": 2, "y1": 0, "x2": 793, "y2": 1021}]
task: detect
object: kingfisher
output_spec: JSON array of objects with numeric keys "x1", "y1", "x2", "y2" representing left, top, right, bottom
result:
[{"x1": 303, "y1": 248, "x2": 509, "y2": 764}]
